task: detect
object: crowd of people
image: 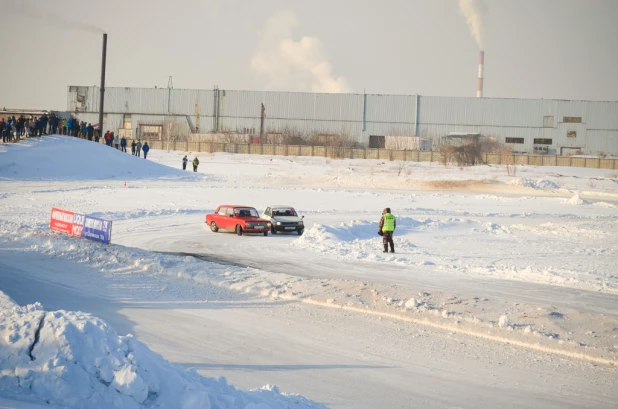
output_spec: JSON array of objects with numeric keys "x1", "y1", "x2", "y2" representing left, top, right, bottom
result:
[
  {"x1": 1, "y1": 112, "x2": 151, "y2": 159},
  {"x1": 101, "y1": 130, "x2": 150, "y2": 158},
  {"x1": 0, "y1": 113, "x2": 59, "y2": 142},
  {"x1": 0, "y1": 113, "x2": 95, "y2": 142}
]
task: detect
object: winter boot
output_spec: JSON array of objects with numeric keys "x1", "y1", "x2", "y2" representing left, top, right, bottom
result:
[
  {"x1": 383, "y1": 244, "x2": 388, "y2": 253},
  {"x1": 389, "y1": 242, "x2": 395, "y2": 253}
]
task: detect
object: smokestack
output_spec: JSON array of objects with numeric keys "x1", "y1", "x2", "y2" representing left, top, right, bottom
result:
[
  {"x1": 98, "y1": 33, "x2": 107, "y2": 137},
  {"x1": 477, "y1": 50, "x2": 484, "y2": 98}
]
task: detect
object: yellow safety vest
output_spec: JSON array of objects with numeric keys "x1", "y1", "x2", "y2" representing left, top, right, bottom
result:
[{"x1": 383, "y1": 213, "x2": 395, "y2": 232}]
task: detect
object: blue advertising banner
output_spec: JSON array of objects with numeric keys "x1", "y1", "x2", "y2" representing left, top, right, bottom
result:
[
  {"x1": 50, "y1": 208, "x2": 112, "y2": 244},
  {"x1": 81, "y1": 215, "x2": 112, "y2": 244}
]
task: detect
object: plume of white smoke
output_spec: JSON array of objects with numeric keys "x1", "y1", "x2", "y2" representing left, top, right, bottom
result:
[
  {"x1": 251, "y1": 10, "x2": 351, "y2": 93},
  {"x1": 7, "y1": 0, "x2": 105, "y2": 34},
  {"x1": 458, "y1": 0, "x2": 487, "y2": 49}
]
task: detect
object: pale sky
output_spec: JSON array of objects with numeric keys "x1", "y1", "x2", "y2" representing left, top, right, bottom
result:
[{"x1": 2, "y1": 0, "x2": 617, "y2": 110}]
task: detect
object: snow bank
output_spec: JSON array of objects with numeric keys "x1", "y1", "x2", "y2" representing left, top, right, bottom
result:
[
  {"x1": 507, "y1": 178, "x2": 559, "y2": 190},
  {"x1": 563, "y1": 193, "x2": 588, "y2": 206},
  {"x1": 0, "y1": 136, "x2": 198, "y2": 181},
  {"x1": 0, "y1": 292, "x2": 326, "y2": 409},
  {"x1": 294, "y1": 218, "x2": 423, "y2": 260}
]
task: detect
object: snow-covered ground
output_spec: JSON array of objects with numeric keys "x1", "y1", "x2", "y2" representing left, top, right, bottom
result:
[{"x1": 1, "y1": 136, "x2": 617, "y2": 408}]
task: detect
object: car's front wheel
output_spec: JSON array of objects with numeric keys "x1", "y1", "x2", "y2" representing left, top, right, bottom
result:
[
  {"x1": 263, "y1": 231, "x2": 268, "y2": 236},
  {"x1": 236, "y1": 225, "x2": 243, "y2": 236},
  {"x1": 210, "y1": 222, "x2": 218, "y2": 232},
  {"x1": 271, "y1": 224, "x2": 277, "y2": 234},
  {"x1": 297, "y1": 229, "x2": 304, "y2": 236}
]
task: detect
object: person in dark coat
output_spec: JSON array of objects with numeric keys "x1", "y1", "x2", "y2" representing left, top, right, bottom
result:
[
  {"x1": 182, "y1": 155, "x2": 188, "y2": 170},
  {"x1": 142, "y1": 141, "x2": 150, "y2": 159},
  {"x1": 87, "y1": 123, "x2": 94, "y2": 141},
  {"x1": 40, "y1": 114, "x2": 49, "y2": 136},
  {"x1": 120, "y1": 136, "x2": 127, "y2": 152},
  {"x1": 131, "y1": 140, "x2": 136, "y2": 155}
]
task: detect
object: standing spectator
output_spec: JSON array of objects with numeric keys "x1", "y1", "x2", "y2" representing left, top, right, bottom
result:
[
  {"x1": 120, "y1": 136, "x2": 127, "y2": 152},
  {"x1": 81, "y1": 122, "x2": 87, "y2": 139},
  {"x1": 1, "y1": 119, "x2": 6, "y2": 142},
  {"x1": 94, "y1": 129, "x2": 100, "y2": 143},
  {"x1": 17, "y1": 115, "x2": 25, "y2": 138},
  {"x1": 67, "y1": 117, "x2": 73, "y2": 136},
  {"x1": 53, "y1": 114, "x2": 59, "y2": 134},
  {"x1": 113, "y1": 132, "x2": 119, "y2": 149},
  {"x1": 131, "y1": 140, "x2": 136, "y2": 155},
  {"x1": 136, "y1": 140, "x2": 142, "y2": 157},
  {"x1": 104, "y1": 130, "x2": 112, "y2": 146},
  {"x1": 24, "y1": 117, "x2": 31, "y2": 137},
  {"x1": 182, "y1": 155, "x2": 188, "y2": 170},
  {"x1": 142, "y1": 141, "x2": 149, "y2": 159},
  {"x1": 30, "y1": 117, "x2": 36, "y2": 137},
  {"x1": 62, "y1": 118, "x2": 67, "y2": 135},
  {"x1": 36, "y1": 117, "x2": 43, "y2": 137},
  {"x1": 192, "y1": 156, "x2": 199, "y2": 172},
  {"x1": 87, "y1": 123, "x2": 94, "y2": 141},
  {"x1": 5, "y1": 121, "x2": 12, "y2": 142},
  {"x1": 72, "y1": 120, "x2": 79, "y2": 137},
  {"x1": 40, "y1": 114, "x2": 49, "y2": 136}
]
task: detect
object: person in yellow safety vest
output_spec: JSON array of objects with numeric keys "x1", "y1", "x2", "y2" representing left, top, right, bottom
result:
[
  {"x1": 378, "y1": 207, "x2": 396, "y2": 253},
  {"x1": 192, "y1": 157, "x2": 199, "y2": 172}
]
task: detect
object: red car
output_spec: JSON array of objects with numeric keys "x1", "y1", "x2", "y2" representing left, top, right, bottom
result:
[{"x1": 206, "y1": 205, "x2": 271, "y2": 236}]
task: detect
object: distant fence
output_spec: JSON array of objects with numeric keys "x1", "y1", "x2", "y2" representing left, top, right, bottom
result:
[{"x1": 118, "y1": 139, "x2": 618, "y2": 170}]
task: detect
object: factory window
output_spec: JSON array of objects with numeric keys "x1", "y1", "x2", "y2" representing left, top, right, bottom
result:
[
  {"x1": 543, "y1": 116, "x2": 554, "y2": 127},
  {"x1": 505, "y1": 137, "x2": 524, "y2": 144},
  {"x1": 533, "y1": 138, "x2": 552, "y2": 145},
  {"x1": 563, "y1": 117, "x2": 582, "y2": 123},
  {"x1": 567, "y1": 131, "x2": 577, "y2": 138},
  {"x1": 123, "y1": 114, "x2": 132, "y2": 129}
]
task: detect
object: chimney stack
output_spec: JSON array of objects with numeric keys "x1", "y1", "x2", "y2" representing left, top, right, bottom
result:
[
  {"x1": 477, "y1": 50, "x2": 484, "y2": 98},
  {"x1": 98, "y1": 33, "x2": 107, "y2": 137}
]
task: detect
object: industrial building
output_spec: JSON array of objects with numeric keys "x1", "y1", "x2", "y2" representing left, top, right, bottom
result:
[{"x1": 67, "y1": 86, "x2": 618, "y2": 156}]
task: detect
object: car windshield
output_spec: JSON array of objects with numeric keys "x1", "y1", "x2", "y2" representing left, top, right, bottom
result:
[
  {"x1": 234, "y1": 208, "x2": 259, "y2": 218},
  {"x1": 272, "y1": 208, "x2": 297, "y2": 217}
]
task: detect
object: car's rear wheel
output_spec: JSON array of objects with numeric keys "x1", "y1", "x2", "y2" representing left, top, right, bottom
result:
[
  {"x1": 236, "y1": 225, "x2": 243, "y2": 236},
  {"x1": 210, "y1": 222, "x2": 218, "y2": 232},
  {"x1": 263, "y1": 231, "x2": 268, "y2": 236},
  {"x1": 297, "y1": 229, "x2": 304, "y2": 236}
]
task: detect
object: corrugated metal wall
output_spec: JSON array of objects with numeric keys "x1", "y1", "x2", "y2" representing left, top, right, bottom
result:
[{"x1": 67, "y1": 86, "x2": 618, "y2": 154}]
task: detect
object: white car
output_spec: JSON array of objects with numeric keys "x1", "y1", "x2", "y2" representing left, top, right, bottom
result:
[{"x1": 261, "y1": 205, "x2": 304, "y2": 235}]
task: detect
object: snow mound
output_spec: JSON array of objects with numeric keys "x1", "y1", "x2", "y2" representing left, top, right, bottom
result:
[
  {"x1": 508, "y1": 178, "x2": 559, "y2": 190},
  {"x1": 0, "y1": 136, "x2": 197, "y2": 181},
  {"x1": 0, "y1": 292, "x2": 326, "y2": 409},
  {"x1": 294, "y1": 218, "x2": 422, "y2": 260},
  {"x1": 563, "y1": 194, "x2": 588, "y2": 206}
]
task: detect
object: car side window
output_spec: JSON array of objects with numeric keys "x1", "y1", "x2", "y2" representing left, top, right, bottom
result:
[
  {"x1": 218, "y1": 207, "x2": 227, "y2": 216},
  {"x1": 226, "y1": 208, "x2": 234, "y2": 216},
  {"x1": 265, "y1": 208, "x2": 271, "y2": 216}
]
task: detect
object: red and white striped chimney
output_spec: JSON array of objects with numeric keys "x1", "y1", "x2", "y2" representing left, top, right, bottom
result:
[{"x1": 477, "y1": 51, "x2": 484, "y2": 98}]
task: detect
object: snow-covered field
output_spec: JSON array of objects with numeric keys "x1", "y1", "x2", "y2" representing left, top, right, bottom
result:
[{"x1": 1, "y1": 136, "x2": 617, "y2": 408}]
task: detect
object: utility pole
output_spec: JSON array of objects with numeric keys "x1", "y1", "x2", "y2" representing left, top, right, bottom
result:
[{"x1": 260, "y1": 103, "x2": 265, "y2": 140}]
